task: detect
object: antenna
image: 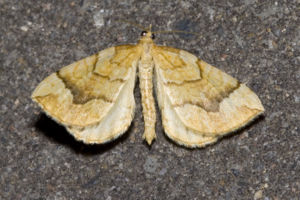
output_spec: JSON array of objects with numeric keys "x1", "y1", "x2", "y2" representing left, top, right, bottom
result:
[
  {"x1": 152, "y1": 30, "x2": 201, "y2": 37},
  {"x1": 115, "y1": 20, "x2": 146, "y2": 31},
  {"x1": 115, "y1": 21, "x2": 201, "y2": 37}
]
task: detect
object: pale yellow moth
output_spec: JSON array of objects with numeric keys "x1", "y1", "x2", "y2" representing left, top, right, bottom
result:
[{"x1": 32, "y1": 28, "x2": 264, "y2": 148}]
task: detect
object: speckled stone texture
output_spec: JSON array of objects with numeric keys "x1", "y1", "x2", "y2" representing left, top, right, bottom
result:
[{"x1": 0, "y1": 0, "x2": 299, "y2": 199}]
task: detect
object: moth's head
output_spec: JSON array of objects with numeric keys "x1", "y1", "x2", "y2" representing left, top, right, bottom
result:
[
  {"x1": 139, "y1": 24, "x2": 155, "y2": 43},
  {"x1": 140, "y1": 30, "x2": 155, "y2": 40},
  {"x1": 139, "y1": 30, "x2": 155, "y2": 44}
]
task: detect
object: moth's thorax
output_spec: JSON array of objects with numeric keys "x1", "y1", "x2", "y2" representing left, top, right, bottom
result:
[
  {"x1": 138, "y1": 37, "x2": 155, "y2": 68},
  {"x1": 138, "y1": 43, "x2": 154, "y2": 69},
  {"x1": 139, "y1": 40, "x2": 154, "y2": 52}
]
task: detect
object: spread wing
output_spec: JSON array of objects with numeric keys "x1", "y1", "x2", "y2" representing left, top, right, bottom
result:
[
  {"x1": 32, "y1": 45, "x2": 141, "y2": 144},
  {"x1": 153, "y1": 46, "x2": 264, "y2": 147}
]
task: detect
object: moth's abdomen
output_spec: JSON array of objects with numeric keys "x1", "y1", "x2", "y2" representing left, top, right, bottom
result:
[{"x1": 138, "y1": 51, "x2": 156, "y2": 145}]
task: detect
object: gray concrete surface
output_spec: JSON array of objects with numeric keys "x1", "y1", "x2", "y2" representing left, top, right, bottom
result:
[{"x1": 0, "y1": 0, "x2": 299, "y2": 199}]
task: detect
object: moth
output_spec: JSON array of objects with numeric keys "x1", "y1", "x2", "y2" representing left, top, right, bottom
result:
[{"x1": 32, "y1": 28, "x2": 264, "y2": 148}]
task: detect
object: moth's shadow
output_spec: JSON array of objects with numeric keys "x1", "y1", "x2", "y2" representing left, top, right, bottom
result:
[
  {"x1": 34, "y1": 114, "x2": 130, "y2": 155},
  {"x1": 221, "y1": 114, "x2": 265, "y2": 140}
]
